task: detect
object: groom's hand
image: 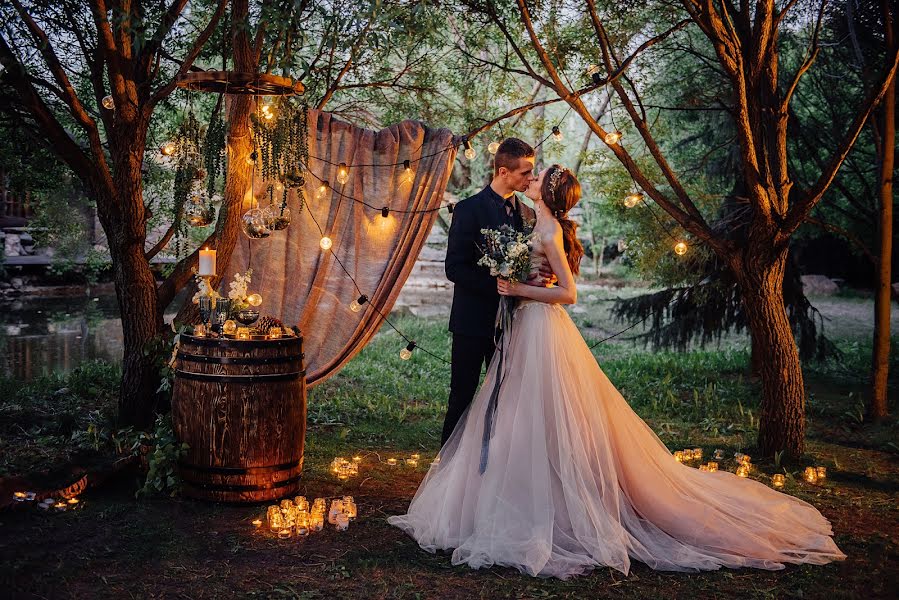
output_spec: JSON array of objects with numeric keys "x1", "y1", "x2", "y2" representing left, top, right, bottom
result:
[{"x1": 525, "y1": 259, "x2": 557, "y2": 287}]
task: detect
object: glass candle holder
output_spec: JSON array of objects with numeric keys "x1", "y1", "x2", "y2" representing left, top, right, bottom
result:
[
  {"x1": 815, "y1": 466, "x2": 827, "y2": 480},
  {"x1": 335, "y1": 513, "x2": 350, "y2": 531},
  {"x1": 699, "y1": 465, "x2": 709, "y2": 472},
  {"x1": 328, "y1": 500, "x2": 344, "y2": 524},
  {"x1": 713, "y1": 449, "x2": 725, "y2": 460},
  {"x1": 387, "y1": 458, "x2": 398, "y2": 466},
  {"x1": 13, "y1": 491, "x2": 28, "y2": 502},
  {"x1": 237, "y1": 327, "x2": 250, "y2": 340},
  {"x1": 352, "y1": 455, "x2": 363, "y2": 463},
  {"x1": 673, "y1": 451, "x2": 684, "y2": 463},
  {"x1": 294, "y1": 497, "x2": 309, "y2": 512},
  {"x1": 343, "y1": 501, "x2": 357, "y2": 520},
  {"x1": 803, "y1": 466, "x2": 818, "y2": 483},
  {"x1": 267, "y1": 505, "x2": 284, "y2": 531},
  {"x1": 193, "y1": 324, "x2": 207, "y2": 337},
  {"x1": 707, "y1": 462, "x2": 718, "y2": 472},
  {"x1": 311, "y1": 512, "x2": 325, "y2": 531},
  {"x1": 280, "y1": 499, "x2": 294, "y2": 511},
  {"x1": 736, "y1": 465, "x2": 750, "y2": 478},
  {"x1": 252, "y1": 519, "x2": 263, "y2": 528},
  {"x1": 406, "y1": 458, "x2": 418, "y2": 467},
  {"x1": 277, "y1": 528, "x2": 292, "y2": 539},
  {"x1": 692, "y1": 448, "x2": 703, "y2": 460},
  {"x1": 740, "y1": 455, "x2": 752, "y2": 466},
  {"x1": 268, "y1": 327, "x2": 282, "y2": 339},
  {"x1": 772, "y1": 474, "x2": 785, "y2": 488},
  {"x1": 410, "y1": 453, "x2": 420, "y2": 461}
]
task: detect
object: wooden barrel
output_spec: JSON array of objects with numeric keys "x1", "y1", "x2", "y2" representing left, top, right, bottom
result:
[{"x1": 171, "y1": 334, "x2": 306, "y2": 503}]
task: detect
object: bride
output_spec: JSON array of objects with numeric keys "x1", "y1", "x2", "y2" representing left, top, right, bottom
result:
[{"x1": 388, "y1": 165, "x2": 845, "y2": 579}]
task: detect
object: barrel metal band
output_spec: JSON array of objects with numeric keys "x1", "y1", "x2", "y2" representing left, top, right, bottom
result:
[
  {"x1": 179, "y1": 459, "x2": 301, "y2": 475},
  {"x1": 174, "y1": 369, "x2": 305, "y2": 383},
  {"x1": 182, "y1": 334, "x2": 302, "y2": 350},
  {"x1": 184, "y1": 473, "x2": 303, "y2": 493},
  {"x1": 176, "y1": 352, "x2": 304, "y2": 366}
]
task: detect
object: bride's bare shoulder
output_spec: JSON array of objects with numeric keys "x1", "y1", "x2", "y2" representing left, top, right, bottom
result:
[{"x1": 536, "y1": 220, "x2": 562, "y2": 243}]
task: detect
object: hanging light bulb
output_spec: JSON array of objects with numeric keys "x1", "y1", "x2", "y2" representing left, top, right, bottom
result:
[
  {"x1": 381, "y1": 206, "x2": 390, "y2": 218},
  {"x1": 349, "y1": 294, "x2": 368, "y2": 313},
  {"x1": 447, "y1": 203, "x2": 455, "y2": 214},
  {"x1": 488, "y1": 141, "x2": 500, "y2": 155},
  {"x1": 604, "y1": 131, "x2": 622, "y2": 145},
  {"x1": 586, "y1": 64, "x2": 602, "y2": 85},
  {"x1": 400, "y1": 159, "x2": 415, "y2": 185},
  {"x1": 320, "y1": 236, "x2": 333, "y2": 250},
  {"x1": 336, "y1": 162, "x2": 350, "y2": 185},
  {"x1": 674, "y1": 241, "x2": 688, "y2": 256},
  {"x1": 317, "y1": 180, "x2": 330, "y2": 199},
  {"x1": 246, "y1": 150, "x2": 258, "y2": 165},
  {"x1": 102, "y1": 95, "x2": 115, "y2": 110},
  {"x1": 241, "y1": 208, "x2": 271, "y2": 239},
  {"x1": 623, "y1": 192, "x2": 643, "y2": 208},
  {"x1": 399, "y1": 341, "x2": 416, "y2": 360},
  {"x1": 552, "y1": 126, "x2": 563, "y2": 142},
  {"x1": 160, "y1": 141, "x2": 177, "y2": 156},
  {"x1": 463, "y1": 140, "x2": 476, "y2": 160}
]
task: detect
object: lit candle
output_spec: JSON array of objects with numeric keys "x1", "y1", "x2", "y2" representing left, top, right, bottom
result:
[
  {"x1": 328, "y1": 500, "x2": 344, "y2": 524},
  {"x1": 410, "y1": 453, "x2": 420, "y2": 461},
  {"x1": 311, "y1": 512, "x2": 325, "y2": 531},
  {"x1": 707, "y1": 462, "x2": 718, "y2": 472},
  {"x1": 277, "y1": 528, "x2": 292, "y2": 539},
  {"x1": 387, "y1": 458, "x2": 397, "y2": 466},
  {"x1": 267, "y1": 506, "x2": 284, "y2": 531},
  {"x1": 699, "y1": 465, "x2": 709, "y2": 472},
  {"x1": 692, "y1": 448, "x2": 703, "y2": 460},
  {"x1": 54, "y1": 501, "x2": 67, "y2": 511},
  {"x1": 268, "y1": 327, "x2": 282, "y2": 339},
  {"x1": 740, "y1": 455, "x2": 751, "y2": 466},
  {"x1": 335, "y1": 512, "x2": 349, "y2": 531},
  {"x1": 713, "y1": 449, "x2": 725, "y2": 460},
  {"x1": 193, "y1": 324, "x2": 206, "y2": 337},
  {"x1": 13, "y1": 492, "x2": 27, "y2": 502},
  {"x1": 237, "y1": 327, "x2": 250, "y2": 340},
  {"x1": 815, "y1": 466, "x2": 827, "y2": 480},
  {"x1": 198, "y1": 247, "x2": 216, "y2": 276},
  {"x1": 66, "y1": 497, "x2": 79, "y2": 505},
  {"x1": 406, "y1": 458, "x2": 418, "y2": 467},
  {"x1": 736, "y1": 465, "x2": 749, "y2": 478},
  {"x1": 772, "y1": 474, "x2": 785, "y2": 488},
  {"x1": 682, "y1": 449, "x2": 694, "y2": 461},
  {"x1": 673, "y1": 451, "x2": 684, "y2": 463},
  {"x1": 352, "y1": 455, "x2": 363, "y2": 463},
  {"x1": 252, "y1": 519, "x2": 263, "y2": 528},
  {"x1": 803, "y1": 466, "x2": 818, "y2": 483}
]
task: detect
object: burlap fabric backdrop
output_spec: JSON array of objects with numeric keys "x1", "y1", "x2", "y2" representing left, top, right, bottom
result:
[{"x1": 225, "y1": 110, "x2": 457, "y2": 386}]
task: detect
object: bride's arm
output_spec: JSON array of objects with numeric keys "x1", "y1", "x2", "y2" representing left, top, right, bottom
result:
[{"x1": 497, "y1": 224, "x2": 576, "y2": 304}]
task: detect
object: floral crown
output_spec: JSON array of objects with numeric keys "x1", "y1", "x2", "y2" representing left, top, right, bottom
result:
[{"x1": 547, "y1": 166, "x2": 568, "y2": 218}]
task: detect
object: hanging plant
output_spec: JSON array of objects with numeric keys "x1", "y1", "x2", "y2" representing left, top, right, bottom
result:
[
  {"x1": 250, "y1": 101, "x2": 309, "y2": 186},
  {"x1": 203, "y1": 110, "x2": 226, "y2": 200}
]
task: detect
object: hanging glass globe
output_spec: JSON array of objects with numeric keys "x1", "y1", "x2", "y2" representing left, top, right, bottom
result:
[
  {"x1": 262, "y1": 203, "x2": 291, "y2": 231},
  {"x1": 185, "y1": 199, "x2": 214, "y2": 227},
  {"x1": 241, "y1": 208, "x2": 271, "y2": 239}
]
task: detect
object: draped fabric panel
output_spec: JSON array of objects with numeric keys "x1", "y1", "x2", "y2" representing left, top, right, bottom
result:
[{"x1": 225, "y1": 110, "x2": 457, "y2": 386}]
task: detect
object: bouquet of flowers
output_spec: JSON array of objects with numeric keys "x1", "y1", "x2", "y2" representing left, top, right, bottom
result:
[{"x1": 477, "y1": 224, "x2": 536, "y2": 283}]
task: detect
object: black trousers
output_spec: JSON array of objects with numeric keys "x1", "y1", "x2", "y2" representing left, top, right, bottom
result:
[{"x1": 441, "y1": 333, "x2": 496, "y2": 446}]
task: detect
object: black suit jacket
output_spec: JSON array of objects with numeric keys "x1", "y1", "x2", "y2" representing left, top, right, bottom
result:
[{"x1": 446, "y1": 186, "x2": 536, "y2": 337}]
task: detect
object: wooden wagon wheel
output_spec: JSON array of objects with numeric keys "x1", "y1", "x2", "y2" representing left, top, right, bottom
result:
[{"x1": 175, "y1": 71, "x2": 304, "y2": 96}]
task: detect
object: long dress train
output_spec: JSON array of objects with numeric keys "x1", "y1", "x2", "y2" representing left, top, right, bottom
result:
[{"x1": 388, "y1": 295, "x2": 845, "y2": 579}]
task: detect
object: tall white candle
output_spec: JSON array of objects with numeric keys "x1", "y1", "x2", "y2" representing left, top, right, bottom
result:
[{"x1": 198, "y1": 248, "x2": 216, "y2": 276}]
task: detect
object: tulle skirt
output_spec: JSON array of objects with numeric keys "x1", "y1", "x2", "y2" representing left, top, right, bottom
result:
[{"x1": 387, "y1": 301, "x2": 845, "y2": 579}]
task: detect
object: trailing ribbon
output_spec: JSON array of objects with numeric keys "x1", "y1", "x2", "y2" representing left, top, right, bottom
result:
[{"x1": 479, "y1": 295, "x2": 516, "y2": 474}]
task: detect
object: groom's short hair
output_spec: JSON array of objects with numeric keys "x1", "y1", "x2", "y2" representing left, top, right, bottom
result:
[{"x1": 494, "y1": 138, "x2": 535, "y2": 175}]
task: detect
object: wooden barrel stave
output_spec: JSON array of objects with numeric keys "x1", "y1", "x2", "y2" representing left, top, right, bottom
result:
[{"x1": 172, "y1": 334, "x2": 306, "y2": 503}]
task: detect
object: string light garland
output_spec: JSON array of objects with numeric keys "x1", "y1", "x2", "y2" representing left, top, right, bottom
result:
[
  {"x1": 337, "y1": 162, "x2": 350, "y2": 185},
  {"x1": 349, "y1": 294, "x2": 368, "y2": 313},
  {"x1": 552, "y1": 126, "x2": 563, "y2": 142},
  {"x1": 488, "y1": 141, "x2": 500, "y2": 154},
  {"x1": 399, "y1": 341, "x2": 416, "y2": 360},
  {"x1": 623, "y1": 192, "x2": 643, "y2": 208},
  {"x1": 604, "y1": 130, "x2": 622, "y2": 145}
]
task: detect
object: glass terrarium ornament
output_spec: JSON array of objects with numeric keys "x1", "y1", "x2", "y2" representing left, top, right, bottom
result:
[
  {"x1": 241, "y1": 207, "x2": 271, "y2": 239},
  {"x1": 262, "y1": 202, "x2": 291, "y2": 231},
  {"x1": 186, "y1": 199, "x2": 214, "y2": 227}
]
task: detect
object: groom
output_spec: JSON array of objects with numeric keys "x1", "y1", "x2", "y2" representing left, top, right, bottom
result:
[{"x1": 442, "y1": 138, "x2": 549, "y2": 446}]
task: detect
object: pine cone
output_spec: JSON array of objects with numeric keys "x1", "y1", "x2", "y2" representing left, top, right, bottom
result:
[{"x1": 255, "y1": 315, "x2": 284, "y2": 334}]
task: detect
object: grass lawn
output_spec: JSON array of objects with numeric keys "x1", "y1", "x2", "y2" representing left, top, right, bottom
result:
[{"x1": 1, "y1": 307, "x2": 897, "y2": 599}]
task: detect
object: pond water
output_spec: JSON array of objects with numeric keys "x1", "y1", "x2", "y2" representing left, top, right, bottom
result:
[{"x1": 0, "y1": 279, "x2": 453, "y2": 382}]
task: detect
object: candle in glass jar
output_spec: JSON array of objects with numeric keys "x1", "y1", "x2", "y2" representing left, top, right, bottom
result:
[
  {"x1": 772, "y1": 474, "x2": 785, "y2": 488},
  {"x1": 692, "y1": 448, "x2": 703, "y2": 460},
  {"x1": 713, "y1": 449, "x2": 725, "y2": 460},
  {"x1": 328, "y1": 500, "x2": 344, "y2": 524},
  {"x1": 736, "y1": 465, "x2": 749, "y2": 478},
  {"x1": 252, "y1": 519, "x2": 263, "y2": 528},
  {"x1": 707, "y1": 462, "x2": 718, "y2": 472},
  {"x1": 335, "y1": 512, "x2": 349, "y2": 531},
  {"x1": 198, "y1": 247, "x2": 216, "y2": 276},
  {"x1": 673, "y1": 451, "x2": 684, "y2": 463},
  {"x1": 13, "y1": 491, "x2": 27, "y2": 502},
  {"x1": 277, "y1": 528, "x2": 292, "y2": 539},
  {"x1": 387, "y1": 458, "x2": 397, "y2": 466},
  {"x1": 803, "y1": 466, "x2": 817, "y2": 483},
  {"x1": 815, "y1": 466, "x2": 827, "y2": 480},
  {"x1": 268, "y1": 327, "x2": 282, "y2": 339},
  {"x1": 237, "y1": 327, "x2": 250, "y2": 340},
  {"x1": 193, "y1": 324, "x2": 206, "y2": 337}
]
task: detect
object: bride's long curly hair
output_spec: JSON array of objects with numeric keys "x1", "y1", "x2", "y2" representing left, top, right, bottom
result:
[{"x1": 540, "y1": 164, "x2": 584, "y2": 276}]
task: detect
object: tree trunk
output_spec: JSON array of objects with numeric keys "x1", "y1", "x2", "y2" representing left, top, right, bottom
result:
[
  {"x1": 737, "y1": 250, "x2": 806, "y2": 458},
  {"x1": 871, "y1": 0, "x2": 895, "y2": 420},
  {"x1": 104, "y1": 123, "x2": 165, "y2": 428}
]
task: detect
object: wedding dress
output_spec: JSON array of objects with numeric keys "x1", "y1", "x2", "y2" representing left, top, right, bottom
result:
[{"x1": 388, "y1": 239, "x2": 845, "y2": 579}]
